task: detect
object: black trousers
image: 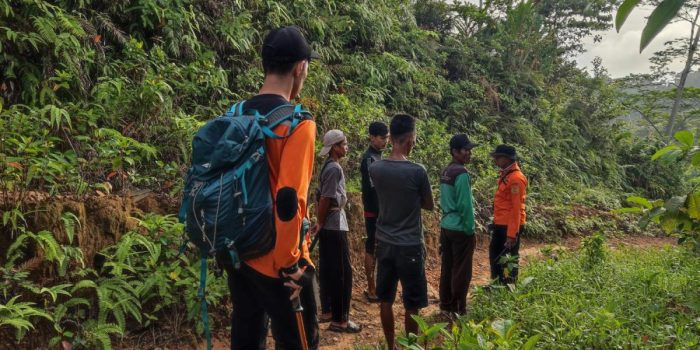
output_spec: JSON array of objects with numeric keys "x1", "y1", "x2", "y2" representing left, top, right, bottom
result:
[
  {"x1": 318, "y1": 229, "x2": 352, "y2": 323},
  {"x1": 217, "y1": 254, "x2": 319, "y2": 350},
  {"x1": 489, "y1": 225, "x2": 523, "y2": 284},
  {"x1": 439, "y1": 228, "x2": 476, "y2": 314},
  {"x1": 364, "y1": 216, "x2": 377, "y2": 254}
]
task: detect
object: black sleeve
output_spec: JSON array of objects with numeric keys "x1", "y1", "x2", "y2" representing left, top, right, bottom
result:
[
  {"x1": 360, "y1": 155, "x2": 372, "y2": 208},
  {"x1": 419, "y1": 166, "x2": 433, "y2": 203}
]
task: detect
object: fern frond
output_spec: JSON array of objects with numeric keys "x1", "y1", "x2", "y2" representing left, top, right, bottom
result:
[{"x1": 91, "y1": 12, "x2": 126, "y2": 45}]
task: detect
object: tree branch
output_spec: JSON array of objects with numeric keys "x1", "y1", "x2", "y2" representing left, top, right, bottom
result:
[
  {"x1": 667, "y1": 4, "x2": 700, "y2": 138},
  {"x1": 622, "y1": 102, "x2": 668, "y2": 141}
]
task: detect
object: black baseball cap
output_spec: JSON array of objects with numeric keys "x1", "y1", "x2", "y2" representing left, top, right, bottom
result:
[
  {"x1": 449, "y1": 134, "x2": 478, "y2": 151},
  {"x1": 490, "y1": 144, "x2": 518, "y2": 160},
  {"x1": 262, "y1": 26, "x2": 320, "y2": 64}
]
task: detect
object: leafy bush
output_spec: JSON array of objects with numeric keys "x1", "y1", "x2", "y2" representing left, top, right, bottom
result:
[
  {"x1": 401, "y1": 245, "x2": 700, "y2": 349},
  {"x1": 0, "y1": 213, "x2": 228, "y2": 349},
  {"x1": 0, "y1": 0, "x2": 676, "y2": 218},
  {"x1": 622, "y1": 130, "x2": 700, "y2": 254},
  {"x1": 467, "y1": 246, "x2": 700, "y2": 348},
  {"x1": 580, "y1": 232, "x2": 606, "y2": 269},
  {"x1": 397, "y1": 315, "x2": 540, "y2": 350}
]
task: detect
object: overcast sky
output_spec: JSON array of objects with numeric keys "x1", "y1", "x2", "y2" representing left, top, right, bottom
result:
[
  {"x1": 457, "y1": 1, "x2": 690, "y2": 78},
  {"x1": 576, "y1": 7, "x2": 690, "y2": 78}
]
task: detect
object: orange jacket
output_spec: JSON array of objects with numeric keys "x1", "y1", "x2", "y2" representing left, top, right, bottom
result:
[
  {"x1": 493, "y1": 163, "x2": 527, "y2": 238},
  {"x1": 246, "y1": 119, "x2": 316, "y2": 278}
]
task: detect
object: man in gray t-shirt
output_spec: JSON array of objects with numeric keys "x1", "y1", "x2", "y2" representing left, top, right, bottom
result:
[
  {"x1": 370, "y1": 160, "x2": 432, "y2": 245},
  {"x1": 318, "y1": 159, "x2": 348, "y2": 231},
  {"x1": 312, "y1": 129, "x2": 361, "y2": 333},
  {"x1": 369, "y1": 114, "x2": 434, "y2": 350}
]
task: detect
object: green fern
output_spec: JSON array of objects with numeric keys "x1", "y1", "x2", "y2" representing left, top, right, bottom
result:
[
  {"x1": 0, "y1": 296, "x2": 53, "y2": 341},
  {"x1": 23, "y1": 283, "x2": 73, "y2": 303},
  {"x1": 81, "y1": 320, "x2": 123, "y2": 350},
  {"x1": 60, "y1": 212, "x2": 80, "y2": 245}
]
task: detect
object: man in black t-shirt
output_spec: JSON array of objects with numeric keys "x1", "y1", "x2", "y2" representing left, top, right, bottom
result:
[
  {"x1": 369, "y1": 114, "x2": 434, "y2": 350},
  {"x1": 215, "y1": 26, "x2": 320, "y2": 350},
  {"x1": 359, "y1": 121, "x2": 388, "y2": 302}
]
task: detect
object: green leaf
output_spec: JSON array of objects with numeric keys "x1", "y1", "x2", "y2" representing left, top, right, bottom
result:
[
  {"x1": 660, "y1": 214, "x2": 681, "y2": 232},
  {"x1": 613, "y1": 207, "x2": 643, "y2": 214},
  {"x1": 639, "y1": 207, "x2": 665, "y2": 228},
  {"x1": 651, "y1": 145, "x2": 680, "y2": 160},
  {"x1": 691, "y1": 152, "x2": 700, "y2": 166},
  {"x1": 640, "y1": 0, "x2": 685, "y2": 52},
  {"x1": 411, "y1": 314, "x2": 429, "y2": 331},
  {"x1": 519, "y1": 276, "x2": 535, "y2": 288},
  {"x1": 687, "y1": 192, "x2": 700, "y2": 219},
  {"x1": 665, "y1": 195, "x2": 687, "y2": 214},
  {"x1": 685, "y1": 299, "x2": 700, "y2": 312},
  {"x1": 71, "y1": 279, "x2": 97, "y2": 293},
  {"x1": 674, "y1": 130, "x2": 694, "y2": 148},
  {"x1": 626, "y1": 196, "x2": 652, "y2": 209},
  {"x1": 616, "y1": 0, "x2": 642, "y2": 32},
  {"x1": 523, "y1": 334, "x2": 543, "y2": 350},
  {"x1": 491, "y1": 319, "x2": 514, "y2": 338}
]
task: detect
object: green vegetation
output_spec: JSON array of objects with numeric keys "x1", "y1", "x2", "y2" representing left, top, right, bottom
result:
[
  {"x1": 1, "y1": 214, "x2": 228, "y2": 349},
  {"x1": 622, "y1": 130, "x2": 700, "y2": 254},
  {"x1": 403, "y1": 242, "x2": 700, "y2": 349},
  {"x1": 0, "y1": 0, "x2": 679, "y2": 212},
  {"x1": 1, "y1": 0, "x2": 697, "y2": 348}
]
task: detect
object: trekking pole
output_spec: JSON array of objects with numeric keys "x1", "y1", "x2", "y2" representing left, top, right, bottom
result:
[
  {"x1": 287, "y1": 218, "x2": 310, "y2": 350},
  {"x1": 292, "y1": 292, "x2": 309, "y2": 350},
  {"x1": 279, "y1": 270, "x2": 309, "y2": 350}
]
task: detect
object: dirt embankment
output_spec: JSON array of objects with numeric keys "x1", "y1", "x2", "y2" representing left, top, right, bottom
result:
[
  {"x1": 2, "y1": 190, "x2": 635, "y2": 273},
  {"x1": 0, "y1": 191, "x2": 177, "y2": 270}
]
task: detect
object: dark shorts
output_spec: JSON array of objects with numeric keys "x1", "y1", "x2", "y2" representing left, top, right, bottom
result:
[
  {"x1": 375, "y1": 241, "x2": 428, "y2": 310},
  {"x1": 364, "y1": 216, "x2": 377, "y2": 254}
]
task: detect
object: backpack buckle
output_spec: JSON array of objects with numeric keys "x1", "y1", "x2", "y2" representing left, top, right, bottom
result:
[
  {"x1": 257, "y1": 117, "x2": 270, "y2": 126},
  {"x1": 190, "y1": 181, "x2": 204, "y2": 196}
]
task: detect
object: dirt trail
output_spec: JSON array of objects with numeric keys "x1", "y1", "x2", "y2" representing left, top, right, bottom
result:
[{"x1": 202, "y1": 234, "x2": 676, "y2": 350}]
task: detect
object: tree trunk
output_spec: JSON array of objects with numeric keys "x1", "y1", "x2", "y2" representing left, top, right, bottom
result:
[{"x1": 667, "y1": 5, "x2": 700, "y2": 139}]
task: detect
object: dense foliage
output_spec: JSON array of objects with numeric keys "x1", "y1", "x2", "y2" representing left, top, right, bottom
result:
[
  {"x1": 1, "y1": 0, "x2": 694, "y2": 348},
  {"x1": 622, "y1": 130, "x2": 700, "y2": 254},
  {"x1": 403, "y1": 243, "x2": 700, "y2": 349},
  {"x1": 0, "y1": 0, "x2": 678, "y2": 210},
  {"x1": 1, "y1": 214, "x2": 228, "y2": 349}
]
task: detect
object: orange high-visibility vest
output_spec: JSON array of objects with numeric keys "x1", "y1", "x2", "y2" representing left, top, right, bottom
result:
[{"x1": 493, "y1": 163, "x2": 528, "y2": 238}]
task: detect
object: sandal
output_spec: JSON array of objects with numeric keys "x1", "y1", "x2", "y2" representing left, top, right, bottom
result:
[
  {"x1": 364, "y1": 290, "x2": 380, "y2": 303},
  {"x1": 319, "y1": 313, "x2": 332, "y2": 323},
  {"x1": 329, "y1": 320, "x2": 362, "y2": 333}
]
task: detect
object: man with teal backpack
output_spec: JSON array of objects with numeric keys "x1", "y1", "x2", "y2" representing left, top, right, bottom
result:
[{"x1": 180, "y1": 26, "x2": 320, "y2": 350}]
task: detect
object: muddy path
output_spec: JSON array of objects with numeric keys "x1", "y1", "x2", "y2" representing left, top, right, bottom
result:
[{"x1": 199, "y1": 234, "x2": 676, "y2": 350}]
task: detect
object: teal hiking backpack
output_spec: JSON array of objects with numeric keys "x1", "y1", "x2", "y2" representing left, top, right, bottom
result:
[{"x1": 178, "y1": 100, "x2": 312, "y2": 349}]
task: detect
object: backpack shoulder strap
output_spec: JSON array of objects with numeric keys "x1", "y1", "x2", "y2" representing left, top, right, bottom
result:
[
  {"x1": 229, "y1": 100, "x2": 247, "y2": 116},
  {"x1": 259, "y1": 104, "x2": 312, "y2": 139},
  {"x1": 265, "y1": 104, "x2": 297, "y2": 126},
  {"x1": 198, "y1": 256, "x2": 212, "y2": 350}
]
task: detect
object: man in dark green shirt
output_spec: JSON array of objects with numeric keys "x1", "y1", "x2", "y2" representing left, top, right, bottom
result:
[{"x1": 439, "y1": 134, "x2": 477, "y2": 315}]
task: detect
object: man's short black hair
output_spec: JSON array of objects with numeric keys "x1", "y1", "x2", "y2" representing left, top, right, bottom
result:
[
  {"x1": 368, "y1": 121, "x2": 389, "y2": 137},
  {"x1": 263, "y1": 61, "x2": 297, "y2": 76},
  {"x1": 390, "y1": 114, "x2": 415, "y2": 143}
]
